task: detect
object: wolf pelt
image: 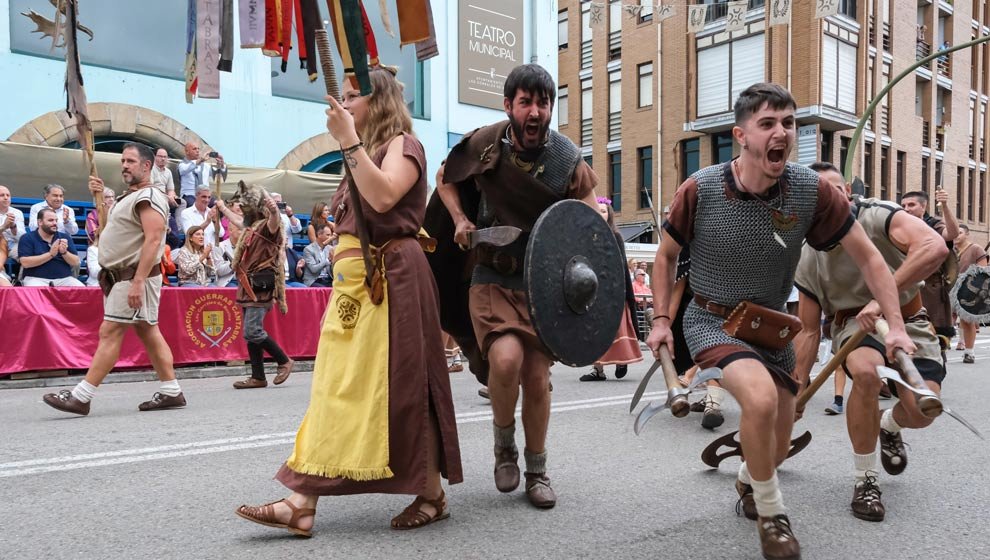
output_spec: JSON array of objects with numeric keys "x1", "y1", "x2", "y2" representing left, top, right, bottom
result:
[{"x1": 229, "y1": 180, "x2": 288, "y2": 314}]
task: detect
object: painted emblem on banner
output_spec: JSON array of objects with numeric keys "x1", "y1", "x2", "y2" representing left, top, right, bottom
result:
[
  {"x1": 337, "y1": 294, "x2": 361, "y2": 329},
  {"x1": 184, "y1": 293, "x2": 242, "y2": 349}
]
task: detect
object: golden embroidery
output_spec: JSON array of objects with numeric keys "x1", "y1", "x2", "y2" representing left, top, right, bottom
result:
[{"x1": 337, "y1": 294, "x2": 361, "y2": 329}]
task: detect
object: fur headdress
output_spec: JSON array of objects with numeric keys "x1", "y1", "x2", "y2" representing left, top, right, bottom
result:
[{"x1": 230, "y1": 181, "x2": 288, "y2": 314}]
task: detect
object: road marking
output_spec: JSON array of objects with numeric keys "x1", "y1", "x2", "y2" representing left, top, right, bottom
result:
[{"x1": 2, "y1": 390, "x2": 670, "y2": 478}]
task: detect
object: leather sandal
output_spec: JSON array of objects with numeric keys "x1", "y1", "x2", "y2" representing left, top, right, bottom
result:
[
  {"x1": 235, "y1": 499, "x2": 316, "y2": 538},
  {"x1": 390, "y1": 491, "x2": 450, "y2": 530}
]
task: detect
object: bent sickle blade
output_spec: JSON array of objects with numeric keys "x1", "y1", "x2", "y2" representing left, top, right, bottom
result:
[
  {"x1": 943, "y1": 407, "x2": 985, "y2": 440},
  {"x1": 875, "y1": 366, "x2": 939, "y2": 399},
  {"x1": 630, "y1": 360, "x2": 662, "y2": 413},
  {"x1": 468, "y1": 226, "x2": 522, "y2": 248},
  {"x1": 686, "y1": 367, "x2": 723, "y2": 392},
  {"x1": 633, "y1": 400, "x2": 669, "y2": 435}
]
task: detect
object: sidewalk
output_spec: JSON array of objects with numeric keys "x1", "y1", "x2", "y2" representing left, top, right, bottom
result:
[{"x1": 0, "y1": 360, "x2": 316, "y2": 390}]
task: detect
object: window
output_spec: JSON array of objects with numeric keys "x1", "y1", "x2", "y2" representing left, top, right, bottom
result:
[
  {"x1": 969, "y1": 168, "x2": 976, "y2": 221},
  {"x1": 681, "y1": 139, "x2": 701, "y2": 182},
  {"x1": 822, "y1": 34, "x2": 858, "y2": 113},
  {"x1": 581, "y1": 79, "x2": 593, "y2": 146},
  {"x1": 880, "y1": 146, "x2": 890, "y2": 201},
  {"x1": 934, "y1": 160, "x2": 943, "y2": 198},
  {"x1": 697, "y1": 34, "x2": 765, "y2": 116},
  {"x1": 981, "y1": 170, "x2": 986, "y2": 223},
  {"x1": 821, "y1": 130, "x2": 834, "y2": 163},
  {"x1": 638, "y1": 63, "x2": 654, "y2": 108},
  {"x1": 840, "y1": 0, "x2": 858, "y2": 19},
  {"x1": 712, "y1": 132, "x2": 734, "y2": 164},
  {"x1": 558, "y1": 86, "x2": 569, "y2": 127},
  {"x1": 639, "y1": 0, "x2": 654, "y2": 23},
  {"x1": 957, "y1": 166, "x2": 965, "y2": 214},
  {"x1": 609, "y1": 70, "x2": 622, "y2": 141},
  {"x1": 581, "y1": 3, "x2": 592, "y2": 43},
  {"x1": 922, "y1": 156, "x2": 930, "y2": 197},
  {"x1": 610, "y1": 152, "x2": 622, "y2": 212},
  {"x1": 638, "y1": 147, "x2": 653, "y2": 209},
  {"x1": 609, "y1": 0, "x2": 622, "y2": 60},
  {"x1": 558, "y1": 10, "x2": 568, "y2": 50},
  {"x1": 896, "y1": 150, "x2": 906, "y2": 200},
  {"x1": 864, "y1": 141, "x2": 874, "y2": 197}
]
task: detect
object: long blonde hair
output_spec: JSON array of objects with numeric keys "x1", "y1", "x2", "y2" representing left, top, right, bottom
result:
[{"x1": 360, "y1": 66, "x2": 414, "y2": 156}]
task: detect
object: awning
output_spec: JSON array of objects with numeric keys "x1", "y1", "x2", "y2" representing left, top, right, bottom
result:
[{"x1": 618, "y1": 222, "x2": 653, "y2": 242}]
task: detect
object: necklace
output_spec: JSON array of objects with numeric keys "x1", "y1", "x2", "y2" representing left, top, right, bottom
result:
[{"x1": 732, "y1": 160, "x2": 797, "y2": 232}]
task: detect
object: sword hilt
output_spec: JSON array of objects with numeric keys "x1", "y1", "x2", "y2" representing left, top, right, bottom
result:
[{"x1": 315, "y1": 29, "x2": 340, "y2": 102}]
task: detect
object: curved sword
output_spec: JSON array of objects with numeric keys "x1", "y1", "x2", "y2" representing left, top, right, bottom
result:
[{"x1": 633, "y1": 367, "x2": 722, "y2": 435}]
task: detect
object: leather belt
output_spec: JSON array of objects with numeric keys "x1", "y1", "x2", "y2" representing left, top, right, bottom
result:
[
  {"x1": 333, "y1": 236, "x2": 434, "y2": 263},
  {"x1": 832, "y1": 292, "x2": 923, "y2": 329},
  {"x1": 476, "y1": 245, "x2": 522, "y2": 276},
  {"x1": 103, "y1": 263, "x2": 162, "y2": 283},
  {"x1": 693, "y1": 294, "x2": 735, "y2": 319}
]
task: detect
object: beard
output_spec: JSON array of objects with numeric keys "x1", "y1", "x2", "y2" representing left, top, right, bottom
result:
[{"x1": 509, "y1": 115, "x2": 550, "y2": 153}]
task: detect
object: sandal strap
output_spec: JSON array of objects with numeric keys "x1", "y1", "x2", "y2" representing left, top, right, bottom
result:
[
  {"x1": 392, "y1": 491, "x2": 447, "y2": 528},
  {"x1": 279, "y1": 499, "x2": 316, "y2": 527}
]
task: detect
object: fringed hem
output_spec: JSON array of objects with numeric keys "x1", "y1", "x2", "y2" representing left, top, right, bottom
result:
[{"x1": 284, "y1": 460, "x2": 394, "y2": 482}]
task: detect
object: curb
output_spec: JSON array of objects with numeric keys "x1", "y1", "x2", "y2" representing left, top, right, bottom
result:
[{"x1": 0, "y1": 360, "x2": 316, "y2": 390}]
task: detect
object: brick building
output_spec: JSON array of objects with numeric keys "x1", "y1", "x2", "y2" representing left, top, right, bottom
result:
[{"x1": 556, "y1": 0, "x2": 990, "y2": 248}]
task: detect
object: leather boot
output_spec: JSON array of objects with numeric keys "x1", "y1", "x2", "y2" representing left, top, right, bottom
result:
[
  {"x1": 757, "y1": 515, "x2": 801, "y2": 560},
  {"x1": 524, "y1": 473, "x2": 557, "y2": 509},
  {"x1": 493, "y1": 445, "x2": 520, "y2": 492}
]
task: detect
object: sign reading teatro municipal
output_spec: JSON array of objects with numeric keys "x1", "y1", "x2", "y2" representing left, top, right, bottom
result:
[{"x1": 458, "y1": 0, "x2": 525, "y2": 110}]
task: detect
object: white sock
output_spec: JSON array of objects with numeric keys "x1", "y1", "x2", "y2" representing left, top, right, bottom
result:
[
  {"x1": 71, "y1": 380, "x2": 97, "y2": 403},
  {"x1": 881, "y1": 408, "x2": 902, "y2": 434},
  {"x1": 853, "y1": 450, "x2": 879, "y2": 482},
  {"x1": 738, "y1": 461, "x2": 752, "y2": 485},
  {"x1": 751, "y1": 472, "x2": 786, "y2": 518},
  {"x1": 964, "y1": 348, "x2": 974, "y2": 356},
  {"x1": 159, "y1": 379, "x2": 181, "y2": 397},
  {"x1": 707, "y1": 385, "x2": 727, "y2": 408}
]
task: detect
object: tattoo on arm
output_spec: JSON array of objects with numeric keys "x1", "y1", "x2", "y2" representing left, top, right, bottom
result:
[{"x1": 345, "y1": 153, "x2": 358, "y2": 169}]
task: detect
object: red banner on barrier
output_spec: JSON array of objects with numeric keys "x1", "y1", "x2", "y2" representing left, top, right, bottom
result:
[{"x1": 0, "y1": 287, "x2": 331, "y2": 376}]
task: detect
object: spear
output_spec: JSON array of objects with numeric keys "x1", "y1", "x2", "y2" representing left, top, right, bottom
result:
[{"x1": 62, "y1": 0, "x2": 104, "y2": 242}]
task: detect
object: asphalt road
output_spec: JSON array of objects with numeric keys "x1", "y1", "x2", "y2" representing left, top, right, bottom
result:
[{"x1": 2, "y1": 334, "x2": 989, "y2": 560}]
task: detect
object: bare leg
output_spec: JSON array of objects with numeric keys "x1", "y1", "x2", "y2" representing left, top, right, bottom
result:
[
  {"x1": 520, "y1": 350, "x2": 553, "y2": 454},
  {"x1": 961, "y1": 320, "x2": 977, "y2": 351},
  {"x1": 716, "y1": 359, "x2": 780, "y2": 481},
  {"x1": 772, "y1": 385, "x2": 797, "y2": 467},
  {"x1": 833, "y1": 369, "x2": 847, "y2": 402},
  {"x1": 487, "y1": 334, "x2": 525, "y2": 429},
  {"x1": 891, "y1": 379, "x2": 941, "y2": 430},
  {"x1": 133, "y1": 323, "x2": 176, "y2": 382},
  {"x1": 843, "y1": 348, "x2": 885, "y2": 455},
  {"x1": 83, "y1": 321, "x2": 130, "y2": 387}
]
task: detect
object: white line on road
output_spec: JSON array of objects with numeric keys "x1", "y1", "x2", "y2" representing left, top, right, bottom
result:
[{"x1": 2, "y1": 391, "x2": 670, "y2": 478}]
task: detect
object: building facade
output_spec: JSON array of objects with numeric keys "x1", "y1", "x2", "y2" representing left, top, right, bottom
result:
[
  {"x1": 557, "y1": 0, "x2": 990, "y2": 248},
  {"x1": 0, "y1": 0, "x2": 558, "y2": 193}
]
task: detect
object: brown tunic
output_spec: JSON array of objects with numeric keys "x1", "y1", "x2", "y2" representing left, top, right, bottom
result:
[
  {"x1": 235, "y1": 221, "x2": 283, "y2": 308},
  {"x1": 919, "y1": 215, "x2": 954, "y2": 333},
  {"x1": 957, "y1": 242, "x2": 989, "y2": 274},
  {"x1": 276, "y1": 133, "x2": 462, "y2": 494}
]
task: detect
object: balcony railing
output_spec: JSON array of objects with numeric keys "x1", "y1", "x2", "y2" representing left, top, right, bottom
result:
[
  {"x1": 882, "y1": 22, "x2": 891, "y2": 51},
  {"x1": 702, "y1": 0, "x2": 765, "y2": 23},
  {"x1": 970, "y1": 136, "x2": 975, "y2": 159},
  {"x1": 981, "y1": 138, "x2": 985, "y2": 160},
  {"x1": 608, "y1": 112, "x2": 621, "y2": 141},
  {"x1": 869, "y1": 16, "x2": 876, "y2": 46},
  {"x1": 923, "y1": 120, "x2": 931, "y2": 148},
  {"x1": 879, "y1": 104, "x2": 890, "y2": 135},
  {"x1": 937, "y1": 56, "x2": 951, "y2": 78},
  {"x1": 917, "y1": 40, "x2": 931, "y2": 61}
]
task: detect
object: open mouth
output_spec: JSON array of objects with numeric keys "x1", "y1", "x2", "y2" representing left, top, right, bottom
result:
[
  {"x1": 767, "y1": 148, "x2": 786, "y2": 164},
  {"x1": 524, "y1": 122, "x2": 540, "y2": 137}
]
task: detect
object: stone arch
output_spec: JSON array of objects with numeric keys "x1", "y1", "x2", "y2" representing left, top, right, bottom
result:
[
  {"x1": 6, "y1": 102, "x2": 214, "y2": 157},
  {"x1": 277, "y1": 133, "x2": 342, "y2": 171}
]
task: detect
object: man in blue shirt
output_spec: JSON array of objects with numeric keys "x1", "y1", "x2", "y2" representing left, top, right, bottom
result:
[{"x1": 18, "y1": 208, "x2": 83, "y2": 286}]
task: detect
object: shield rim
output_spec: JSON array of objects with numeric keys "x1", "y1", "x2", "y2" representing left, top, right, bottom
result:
[
  {"x1": 524, "y1": 199, "x2": 626, "y2": 367},
  {"x1": 950, "y1": 264, "x2": 990, "y2": 323}
]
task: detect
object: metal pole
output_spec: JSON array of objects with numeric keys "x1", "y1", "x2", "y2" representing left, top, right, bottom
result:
[{"x1": 843, "y1": 34, "x2": 990, "y2": 183}]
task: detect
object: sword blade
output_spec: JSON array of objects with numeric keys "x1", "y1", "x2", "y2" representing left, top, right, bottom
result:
[
  {"x1": 468, "y1": 226, "x2": 523, "y2": 248},
  {"x1": 942, "y1": 407, "x2": 985, "y2": 440},
  {"x1": 630, "y1": 360, "x2": 663, "y2": 412}
]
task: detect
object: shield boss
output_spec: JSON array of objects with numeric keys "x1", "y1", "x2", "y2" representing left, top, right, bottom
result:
[{"x1": 525, "y1": 200, "x2": 627, "y2": 366}]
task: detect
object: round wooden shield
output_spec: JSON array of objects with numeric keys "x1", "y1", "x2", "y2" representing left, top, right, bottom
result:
[
  {"x1": 525, "y1": 200, "x2": 626, "y2": 367},
  {"x1": 950, "y1": 265, "x2": 990, "y2": 323}
]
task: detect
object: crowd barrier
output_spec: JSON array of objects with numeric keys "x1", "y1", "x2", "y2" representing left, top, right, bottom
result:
[{"x1": 0, "y1": 286, "x2": 331, "y2": 376}]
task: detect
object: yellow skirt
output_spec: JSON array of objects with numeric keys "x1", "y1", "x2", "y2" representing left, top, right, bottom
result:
[{"x1": 284, "y1": 234, "x2": 393, "y2": 481}]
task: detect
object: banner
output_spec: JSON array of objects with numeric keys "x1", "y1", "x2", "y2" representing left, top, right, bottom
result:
[
  {"x1": 815, "y1": 0, "x2": 840, "y2": 19},
  {"x1": 196, "y1": 0, "x2": 222, "y2": 98},
  {"x1": 769, "y1": 0, "x2": 792, "y2": 26},
  {"x1": 687, "y1": 5, "x2": 707, "y2": 34},
  {"x1": 0, "y1": 287, "x2": 332, "y2": 376},
  {"x1": 239, "y1": 0, "x2": 265, "y2": 47},
  {"x1": 725, "y1": 1, "x2": 747, "y2": 33}
]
